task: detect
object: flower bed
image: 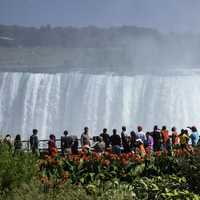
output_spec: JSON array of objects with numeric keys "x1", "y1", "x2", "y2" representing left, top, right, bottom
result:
[
  {"x1": 1, "y1": 143, "x2": 200, "y2": 199},
  {"x1": 37, "y1": 148, "x2": 200, "y2": 187}
]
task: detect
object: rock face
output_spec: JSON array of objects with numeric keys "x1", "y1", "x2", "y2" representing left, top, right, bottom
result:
[{"x1": 0, "y1": 69, "x2": 200, "y2": 139}]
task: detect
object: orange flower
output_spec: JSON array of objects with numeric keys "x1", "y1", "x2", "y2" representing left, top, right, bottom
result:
[
  {"x1": 51, "y1": 159, "x2": 59, "y2": 166},
  {"x1": 92, "y1": 152, "x2": 101, "y2": 161},
  {"x1": 82, "y1": 155, "x2": 89, "y2": 161},
  {"x1": 121, "y1": 158, "x2": 129, "y2": 166},
  {"x1": 63, "y1": 171, "x2": 69, "y2": 181},
  {"x1": 51, "y1": 147, "x2": 58, "y2": 157},
  {"x1": 44, "y1": 155, "x2": 49, "y2": 160},
  {"x1": 40, "y1": 176, "x2": 49, "y2": 184},
  {"x1": 103, "y1": 151, "x2": 109, "y2": 157},
  {"x1": 109, "y1": 154, "x2": 118, "y2": 161},
  {"x1": 101, "y1": 159, "x2": 110, "y2": 167}
]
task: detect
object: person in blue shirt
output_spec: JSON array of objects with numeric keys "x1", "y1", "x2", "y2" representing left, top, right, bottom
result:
[{"x1": 188, "y1": 126, "x2": 199, "y2": 146}]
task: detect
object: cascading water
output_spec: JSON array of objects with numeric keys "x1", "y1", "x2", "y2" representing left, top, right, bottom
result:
[{"x1": 0, "y1": 70, "x2": 200, "y2": 139}]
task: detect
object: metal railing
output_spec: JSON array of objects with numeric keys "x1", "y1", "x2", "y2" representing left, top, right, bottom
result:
[{"x1": 21, "y1": 138, "x2": 95, "y2": 152}]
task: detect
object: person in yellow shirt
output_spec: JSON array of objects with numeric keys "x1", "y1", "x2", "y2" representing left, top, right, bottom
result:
[{"x1": 179, "y1": 129, "x2": 192, "y2": 154}]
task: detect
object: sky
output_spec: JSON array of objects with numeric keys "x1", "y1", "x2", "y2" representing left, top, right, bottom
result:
[{"x1": 0, "y1": 0, "x2": 200, "y2": 33}]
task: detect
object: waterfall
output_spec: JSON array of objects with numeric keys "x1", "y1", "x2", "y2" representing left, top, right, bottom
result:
[{"x1": 0, "y1": 70, "x2": 200, "y2": 139}]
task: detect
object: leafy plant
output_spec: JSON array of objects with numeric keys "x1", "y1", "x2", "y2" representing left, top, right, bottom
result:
[{"x1": 0, "y1": 144, "x2": 37, "y2": 194}]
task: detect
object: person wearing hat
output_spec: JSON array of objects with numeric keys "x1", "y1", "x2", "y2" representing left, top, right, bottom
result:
[
  {"x1": 136, "y1": 139, "x2": 146, "y2": 157},
  {"x1": 93, "y1": 136, "x2": 105, "y2": 153}
]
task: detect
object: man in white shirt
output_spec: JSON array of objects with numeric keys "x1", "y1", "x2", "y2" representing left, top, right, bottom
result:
[{"x1": 136, "y1": 126, "x2": 146, "y2": 143}]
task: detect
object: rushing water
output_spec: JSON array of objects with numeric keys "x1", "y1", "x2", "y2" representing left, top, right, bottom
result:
[{"x1": 0, "y1": 70, "x2": 200, "y2": 139}]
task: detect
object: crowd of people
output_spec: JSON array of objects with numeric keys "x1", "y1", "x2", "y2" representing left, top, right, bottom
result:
[
  {"x1": 1, "y1": 125, "x2": 200, "y2": 156},
  {"x1": 80, "y1": 125, "x2": 200, "y2": 156}
]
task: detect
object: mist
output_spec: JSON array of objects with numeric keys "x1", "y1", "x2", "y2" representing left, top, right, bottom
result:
[
  {"x1": 1, "y1": 0, "x2": 200, "y2": 74},
  {"x1": 0, "y1": 25, "x2": 200, "y2": 75}
]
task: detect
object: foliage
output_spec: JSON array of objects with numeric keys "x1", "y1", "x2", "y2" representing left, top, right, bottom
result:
[
  {"x1": 3, "y1": 176, "x2": 199, "y2": 200},
  {"x1": 37, "y1": 155, "x2": 69, "y2": 191},
  {"x1": 1, "y1": 144, "x2": 200, "y2": 199},
  {"x1": 176, "y1": 148, "x2": 200, "y2": 194},
  {"x1": 131, "y1": 175, "x2": 199, "y2": 200},
  {"x1": 37, "y1": 150, "x2": 190, "y2": 186},
  {"x1": 0, "y1": 24, "x2": 161, "y2": 48},
  {"x1": 0, "y1": 180, "x2": 134, "y2": 200},
  {"x1": 38, "y1": 151, "x2": 147, "y2": 185},
  {"x1": 0, "y1": 144, "x2": 37, "y2": 195}
]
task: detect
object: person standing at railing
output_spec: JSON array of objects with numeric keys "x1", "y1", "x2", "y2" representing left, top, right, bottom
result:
[
  {"x1": 130, "y1": 131, "x2": 137, "y2": 151},
  {"x1": 152, "y1": 125, "x2": 162, "y2": 152},
  {"x1": 179, "y1": 129, "x2": 193, "y2": 154},
  {"x1": 14, "y1": 134, "x2": 22, "y2": 155},
  {"x1": 110, "y1": 129, "x2": 121, "y2": 154},
  {"x1": 187, "y1": 126, "x2": 200, "y2": 147},
  {"x1": 136, "y1": 126, "x2": 146, "y2": 142},
  {"x1": 93, "y1": 136, "x2": 105, "y2": 153},
  {"x1": 121, "y1": 126, "x2": 130, "y2": 153},
  {"x1": 71, "y1": 135, "x2": 79, "y2": 154},
  {"x1": 61, "y1": 130, "x2": 73, "y2": 156},
  {"x1": 3, "y1": 134, "x2": 12, "y2": 151},
  {"x1": 146, "y1": 132, "x2": 154, "y2": 152},
  {"x1": 161, "y1": 126, "x2": 171, "y2": 155},
  {"x1": 171, "y1": 127, "x2": 179, "y2": 148},
  {"x1": 81, "y1": 127, "x2": 90, "y2": 149},
  {"x1": 135, "y1": 139, "x2": 146, "y2": 157},
  {"x1": 30, "y1": 129, "x2": 39, "y2": 155},
  {"x1": 48, "y1": 134, "x2": 57, "y2": 156},
  {"x1": 100, "y1": 128, "x2": 110, "y2": 149}
]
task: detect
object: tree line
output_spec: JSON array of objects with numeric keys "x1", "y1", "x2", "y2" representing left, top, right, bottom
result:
[
  {"x1": 0, "y1": 24, "x2": 172, "y2": 48},
  {"x1": 1, "y1": 24, "x2": 200, "y2": 67}
]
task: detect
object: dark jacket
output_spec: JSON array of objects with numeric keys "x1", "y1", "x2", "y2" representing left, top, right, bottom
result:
[
  {"x1": 30, "y1": 135, "x2": 39, "y2": 149},
  {"x1": 110, "y1": 134, "x2": 121, "y2": 146}
]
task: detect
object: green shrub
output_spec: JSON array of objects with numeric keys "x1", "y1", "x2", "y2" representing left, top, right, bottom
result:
[
  {"x1": 176, "y1": 153, "x2": 200, "y2": 194},
  {"x1": 0, "y1": 144, "x2": 37, "y2": 195},
  {"x1": 131, "y1": 175, "x2": 200, "y2": 199},
  {"x1": 1, "y1": 144, "x2": 200, "y2": 199}
]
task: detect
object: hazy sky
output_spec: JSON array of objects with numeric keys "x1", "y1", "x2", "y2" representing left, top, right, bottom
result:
[{"x1": 0, "y1": 0, "x2": 200, "y2": 33}]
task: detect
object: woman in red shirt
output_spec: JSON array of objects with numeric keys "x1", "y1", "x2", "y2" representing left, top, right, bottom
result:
[
  {"x1": 171, "y1": 127, "x2": 179, "y2": 147},
  {"x1": 48, "y1": 134, "x2": 57, "y2": 156}
]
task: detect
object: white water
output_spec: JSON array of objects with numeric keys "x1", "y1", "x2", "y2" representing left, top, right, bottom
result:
[{"x1": 0, "y1": 70, "x2": 200, "y2": 139}]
